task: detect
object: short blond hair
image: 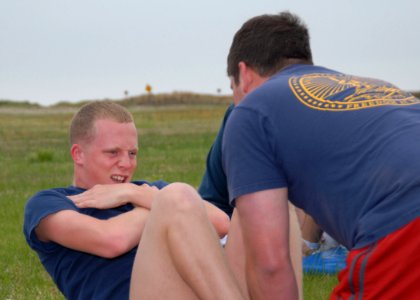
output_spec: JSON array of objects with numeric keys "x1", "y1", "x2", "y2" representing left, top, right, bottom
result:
[{"x1": 70, "y1": 101, "x2": 134, "y2": 145}]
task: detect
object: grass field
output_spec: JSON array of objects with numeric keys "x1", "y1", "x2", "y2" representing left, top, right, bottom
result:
[{"x1": 0, "y1": 103, "x2": 337, "y2": 299}]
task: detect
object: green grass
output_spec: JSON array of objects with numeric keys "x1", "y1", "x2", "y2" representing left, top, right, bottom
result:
[{"x1": 0, "y1": 104, "x2": 336, "y2": 299}]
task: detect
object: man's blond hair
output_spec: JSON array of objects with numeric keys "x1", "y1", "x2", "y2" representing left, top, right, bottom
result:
[{"x1": 70, "y1": 101, "x2": 134, "y2": 145}]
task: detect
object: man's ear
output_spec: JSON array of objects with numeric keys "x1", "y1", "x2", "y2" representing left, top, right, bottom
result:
[
  {"x1": 238, "y1": 61, "x2": 259, "y2": 94},
  {"x1": 71, "y1": 144, "x2": 84, "y2": 165},
  {"x1": 238, "y1": 61, "x2": 270, "y2": 95}
]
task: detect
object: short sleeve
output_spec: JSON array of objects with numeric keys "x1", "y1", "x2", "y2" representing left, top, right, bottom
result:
[
  {"x1": 23, "y1": 190, "x2": 78, "y2": 252},
  {"x1": 222, "y1": 107, "x2": 287, "y2": 205}
]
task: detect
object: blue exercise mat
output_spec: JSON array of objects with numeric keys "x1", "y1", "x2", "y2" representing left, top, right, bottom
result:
[{"x1": 303, "y1": 246, "x2": 348, "y2": 274}]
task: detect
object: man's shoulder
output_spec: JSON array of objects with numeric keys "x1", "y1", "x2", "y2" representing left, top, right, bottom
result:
[
  {"x1": 30, "y1": 186, "x2": 84, "y2": 200},
  {"x1": 275, "y1": 64, "x2": 338, "y2": 77},
  {"x1": 239, "y1": 65, "x2": 341, "y2": 113},
  {"x1": 26, "y1": 186, "x2": 82, "y2": 210},
  {"x1": 24, "y1": 186, "x2": 81, "y2": 243},
  {"x1": 264, "y1": 64, "x2": 340, "y2": 89}
]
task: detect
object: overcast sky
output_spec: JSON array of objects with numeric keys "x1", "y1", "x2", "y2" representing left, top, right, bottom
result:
[{"x1": 1, "y1": 0, "x2": 419, "y2": 106}]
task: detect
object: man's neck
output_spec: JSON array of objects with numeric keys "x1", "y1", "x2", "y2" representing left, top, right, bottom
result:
[{"x1": 279, "y1": 58, "x2": 313, "y2": 71}]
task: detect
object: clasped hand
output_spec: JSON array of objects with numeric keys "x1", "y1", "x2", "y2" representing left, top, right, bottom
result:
[{"x1": 68, "y1": 183, "x2": 159, "y2": 209}]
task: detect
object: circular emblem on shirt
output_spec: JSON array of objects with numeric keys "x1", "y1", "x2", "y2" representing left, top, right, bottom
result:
[{"x1": 289, "y1": 73, "x2": 420, "y2": 111}]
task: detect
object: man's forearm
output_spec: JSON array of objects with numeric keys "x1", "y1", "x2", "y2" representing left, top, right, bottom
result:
[
  {"x1": 100, "y1": 206, "x2": 150, "y2": 257},
  {"x1": 235, "y1": 188, "x2": 298, "y2": 299},
  {"x1": 34, "y1": 206, "x2": 150, "y2": 258},
  {"x1": 69, "y1": 183, "x2": 158, "y2": 210},
  {"x1": 247, "y1": 262, "x2": 298, "y2": 300}
]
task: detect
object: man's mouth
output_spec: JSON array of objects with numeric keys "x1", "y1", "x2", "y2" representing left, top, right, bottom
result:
[{"x1": 111, "y1": 175, "x2": 127, "y2": 183}]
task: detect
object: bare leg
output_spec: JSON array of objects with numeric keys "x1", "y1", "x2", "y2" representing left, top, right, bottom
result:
[
  {"x1": 130, "y1": 183, "x2": 245, "y2": 300},
  {"x1": 225, "y1": 202, "x2": 303, "y2": 300},
  {"x1": 295, "y1": 207, "x2": 323, "y2": 255},
  {"x1": 224, "y1": 210, "x2": 249, "y2": 299}
]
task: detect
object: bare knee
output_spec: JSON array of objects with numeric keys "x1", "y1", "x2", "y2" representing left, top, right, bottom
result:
[{"x1": 153, "y1": 182, "x2": 205, "y2": 216}]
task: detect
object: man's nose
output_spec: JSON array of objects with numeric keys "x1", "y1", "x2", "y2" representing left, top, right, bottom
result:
[{"x1": 118, "y1": 153, "x2": 132, "y2": 168}]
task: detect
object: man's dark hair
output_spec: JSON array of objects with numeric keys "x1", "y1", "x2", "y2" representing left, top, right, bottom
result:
[{"x1": 227, "y1": 11, "x2": 313, "y2": 84}]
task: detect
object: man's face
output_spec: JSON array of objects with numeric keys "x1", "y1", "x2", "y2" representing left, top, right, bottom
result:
[{"x1": 76, "y1": 119, "x2": 138, "y2": 189}]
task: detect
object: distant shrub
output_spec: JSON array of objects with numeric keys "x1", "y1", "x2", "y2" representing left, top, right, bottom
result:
[
  {"x1": 119, "y1": 92, "x2": 232, "y2": 106},
  {"x1": 0, "y1": 100, "x2": 41, "y2": 108},
  {"x1": 28, "y1": 150, "x2": 54, "y2": 163},
  {"x1": 3, "y1": 92, "x2": 231, "y2": 109}
]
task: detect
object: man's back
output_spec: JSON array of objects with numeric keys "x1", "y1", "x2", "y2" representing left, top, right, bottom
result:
[{"x1": 224, "y1": 63, "x2": 420, "y2": 249}]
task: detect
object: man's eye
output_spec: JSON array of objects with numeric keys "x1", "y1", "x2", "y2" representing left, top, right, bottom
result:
[{"x1": 129, "y1": 151, "x2": 137, "y2": 157}]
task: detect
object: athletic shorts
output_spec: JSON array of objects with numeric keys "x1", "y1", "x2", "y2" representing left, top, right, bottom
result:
[{"x1": 330, "y1": 217, "x2": 420, "y2": 300}]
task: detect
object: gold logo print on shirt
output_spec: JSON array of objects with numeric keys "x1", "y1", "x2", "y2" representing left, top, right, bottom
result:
[{"x1": 289, "y1": 73, "x2": 420, "y2": 111}]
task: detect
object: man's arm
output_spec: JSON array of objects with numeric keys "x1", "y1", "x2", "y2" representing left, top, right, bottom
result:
[
  {"x1": 35, "y1": 206, "x2": 149, "y2": 258},
  {"x1": 236, "y1": 187, "x2": 298, "y2": 300},
  {"x1": 34, "y1": 184, "x2": 159, "y2": 258},
  {"x1": 69, "y1": 183, "x2": 157, "y2": 210},
  {"x1": 70, "y1": 183, "x2": 230, "y2": 238}
]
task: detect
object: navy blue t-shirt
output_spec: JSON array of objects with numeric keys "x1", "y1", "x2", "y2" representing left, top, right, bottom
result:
[
  {"x1": 23, "y1": 180, "x2": 167, "y2": 300},
  {"x1": 223, "y1": 64, "x2": 420, "y2": 249},
  {"x1": 198, "y1": 104, "x2": 234, "y2": 217}
]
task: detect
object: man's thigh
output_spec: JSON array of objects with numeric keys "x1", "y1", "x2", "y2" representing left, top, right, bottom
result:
[{"x1": 130, "y1": 203, "x2": 198, "y2": 300}]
